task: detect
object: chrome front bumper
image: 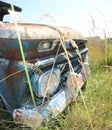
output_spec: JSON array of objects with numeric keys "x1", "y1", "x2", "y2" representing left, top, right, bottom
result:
[{"x1": 13, "y1": 70, "x2": 88, "y2": 128}]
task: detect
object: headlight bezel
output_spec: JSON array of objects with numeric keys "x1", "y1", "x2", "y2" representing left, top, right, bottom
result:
[{"x1": 31, "y1": 68, "x2": 60, "y2": 98}]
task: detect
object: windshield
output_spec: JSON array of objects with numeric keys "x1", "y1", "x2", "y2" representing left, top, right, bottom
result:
[{"x1": 8, "y1": 10, "x2": 22, "y2": 23}]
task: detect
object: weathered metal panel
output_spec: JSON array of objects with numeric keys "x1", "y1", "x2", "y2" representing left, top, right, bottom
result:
[{"x1": 0, "y1": 24, "x2": 87, "y2": 40}]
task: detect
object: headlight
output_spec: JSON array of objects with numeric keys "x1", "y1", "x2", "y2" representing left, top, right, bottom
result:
[{"x1": 31, "y1": 69, "x2": 60, "y2": 98}]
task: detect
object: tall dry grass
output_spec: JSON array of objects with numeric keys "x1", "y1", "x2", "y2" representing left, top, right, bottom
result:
[
  {"x1": 107, "y1": 42, "x2": 112, "y2": 66},
  {"x1": 87, "y1": 36, "x2": 112, "y2": 71}
]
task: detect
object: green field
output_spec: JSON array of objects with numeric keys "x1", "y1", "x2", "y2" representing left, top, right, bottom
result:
[{"x1": 0, "y1": 37, "x2": 112, "y2": 130}]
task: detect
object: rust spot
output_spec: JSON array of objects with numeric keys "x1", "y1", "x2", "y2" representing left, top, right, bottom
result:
[{"x1": 5, "y1": 61, "x2": 26, "y2": 107}]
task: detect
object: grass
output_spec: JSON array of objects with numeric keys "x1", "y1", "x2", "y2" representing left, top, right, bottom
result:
[
  {"x1": 37, "y1": 69, "x2": 112, "y2": 130},
  {"x1": 0, "y1": 38, "x2": 112, "y2": 130},
  {"x1": 107, "y1": 43, "x2": 112, "y2": 65}
]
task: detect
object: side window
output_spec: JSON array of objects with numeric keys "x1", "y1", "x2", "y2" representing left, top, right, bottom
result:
[
  {"x1": 3, "y1": 14, "x2": 10, "y2": 23},
  {"x1": 1, "y1": 10, "x2": 22, "y2": 23},
  {"x1": 8, "y1": 10, "x2": 22, "y2": 23}
]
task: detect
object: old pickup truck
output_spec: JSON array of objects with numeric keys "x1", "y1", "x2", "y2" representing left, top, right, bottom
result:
[{"x1": 0, "y1": 1, "x2": 90, "y2": 128}]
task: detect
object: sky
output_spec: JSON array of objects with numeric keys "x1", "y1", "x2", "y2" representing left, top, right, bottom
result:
[{"x1": 3, "y1": 0, "x2": 112, "y2": 37}]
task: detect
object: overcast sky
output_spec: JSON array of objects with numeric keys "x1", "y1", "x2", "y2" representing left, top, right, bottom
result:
[{"x1": 7, "y1": 0, "x2": 112, "y2": 37}]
